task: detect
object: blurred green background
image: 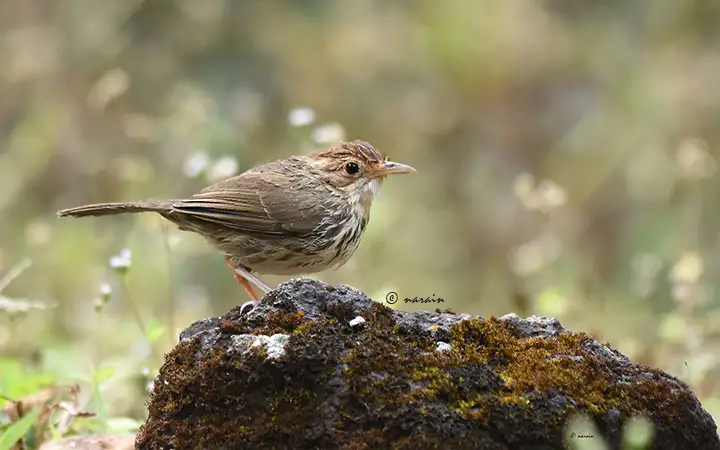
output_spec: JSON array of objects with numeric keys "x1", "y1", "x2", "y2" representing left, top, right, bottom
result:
[{"x1": 1, "y1": 0, "x2": 719, "y2": 440}]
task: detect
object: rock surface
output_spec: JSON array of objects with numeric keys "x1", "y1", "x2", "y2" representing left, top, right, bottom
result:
[{"x1": 136, "y1": 278, "x2": 719, "y2": 450}]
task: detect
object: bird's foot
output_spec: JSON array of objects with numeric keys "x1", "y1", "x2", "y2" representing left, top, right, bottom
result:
[{"x1": 239, "y1": 300, "x2": 258, "y2": 315}]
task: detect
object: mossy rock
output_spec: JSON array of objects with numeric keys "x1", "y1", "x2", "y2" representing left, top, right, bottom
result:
[{"x1": 136, "y1": 278, "x2": 719, "y2": 450}]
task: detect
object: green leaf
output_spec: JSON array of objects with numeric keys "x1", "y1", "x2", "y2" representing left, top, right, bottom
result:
[
  {"x1": 92, "y1": 384, "x2": 108, "y2": 431},
  {"x1": 0, "y1": 359, "x2": 24, "y2": 395},
  {"x1": 0, "y1": 358, "x2": 54, "y2": 405},
  {"x1": 0, "y1": 407, "x2": 41, "y2": 450},
  {"x1": 145, "y1": 319, "x2": 166, "y2": 343},
  {"x1": 65, "y1": 371, "x2": 93, "y2": 384},
  {"x1": 94, "y1": 365, "x2": 116, "y2": 385},
  {"x1": 106, "y1": 417, "x2": 143, "y2": 432}
]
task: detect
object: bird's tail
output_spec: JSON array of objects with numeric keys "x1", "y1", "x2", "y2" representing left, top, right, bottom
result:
[{"x1": 57, "y1": 200, "x2": 175, "y2": 218}]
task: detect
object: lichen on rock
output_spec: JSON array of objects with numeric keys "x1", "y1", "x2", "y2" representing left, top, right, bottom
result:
[{"x1": 136, "y1": 278, "x2": 719, "y2": 450}]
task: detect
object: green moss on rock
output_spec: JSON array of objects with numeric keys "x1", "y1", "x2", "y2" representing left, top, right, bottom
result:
[{"x1": 136, "y1": 278, "x2": 719, "y2": 450}]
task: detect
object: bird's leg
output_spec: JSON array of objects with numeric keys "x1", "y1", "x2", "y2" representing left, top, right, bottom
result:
[
  {"x1": 224, "y1": 256, "x2": 259, "y2": 299},
  {"x1": 224, "y1": 256, "x2": 271, "y2": 313},
  {"x1": 230, "y1": 260, "x2": 272, "y2": 294}
]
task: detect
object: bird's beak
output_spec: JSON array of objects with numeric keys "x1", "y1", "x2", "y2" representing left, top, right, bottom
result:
[{"x1": 371, "y1": 160, "x2": 416, "y2": 177}]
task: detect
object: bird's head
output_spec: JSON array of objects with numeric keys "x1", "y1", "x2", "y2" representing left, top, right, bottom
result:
[{"x1": 309, "y1": 140, "x2": 415, "y2": 208}]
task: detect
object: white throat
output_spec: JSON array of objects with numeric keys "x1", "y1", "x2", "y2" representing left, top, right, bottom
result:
[
  {"x1": 348, "y1": 178, "x2": 382, "y2": 216},
  {"x1": 363, "y1": 178, "x2": 382, "y2": 200}
]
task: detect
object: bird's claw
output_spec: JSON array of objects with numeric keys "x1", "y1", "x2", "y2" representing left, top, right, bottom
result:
[{"x1": 239, "y1": 300, "x2": 258, "y2": 315}]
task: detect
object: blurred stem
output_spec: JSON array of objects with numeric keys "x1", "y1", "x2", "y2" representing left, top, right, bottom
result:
[
  {"x1": 161, "y1": 222, "x2": 176, "y2": 347},
  {"x1": 120, "y1": 276, "x2": 163, "y2": 365},
  {"x1": 683, "y1": 180, "x2": 701, "y2": 249},
  {"x1": 0, "y1": 258, "x2": 32, "y2": 293}
]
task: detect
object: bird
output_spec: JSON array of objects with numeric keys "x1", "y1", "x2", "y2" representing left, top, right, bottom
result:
[{"x1": 58, "y1": 140, "x2": 415, "y2": 311}]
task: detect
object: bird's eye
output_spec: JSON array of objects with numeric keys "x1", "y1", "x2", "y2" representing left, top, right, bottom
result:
[{"x1": 345, "y1": 162, "x2": 360, "y2": 175}]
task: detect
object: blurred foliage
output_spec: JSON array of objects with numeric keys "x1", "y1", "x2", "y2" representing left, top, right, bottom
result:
[{"x1": 1, "y1": 0, "x2": 719, "y2": 445}]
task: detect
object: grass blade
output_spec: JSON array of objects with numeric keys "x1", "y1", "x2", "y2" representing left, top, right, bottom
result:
[{"x1": 0, "y1": 407, "x2": 41, "y2": 450}]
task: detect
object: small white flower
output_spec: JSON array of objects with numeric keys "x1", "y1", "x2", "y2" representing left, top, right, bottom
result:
[
  {"x1": 183, "y1": 151, "x2": 210, "y2": 178},
  {"x1": 513, "y1": 174, "x2": 567, "y2": 212},
  {"x1": 99, "y1": 283, "x2": 112, "y2": 302},
  {"x1": 208, "y1": 156, "x2": 239, "y2": 182},
  {"x1": 311, "y1": 123, "x2": 345, "y2": 144},
  {"x1": 288, "y1": 107, "x2": 315, "y2": 127},
  {"x1": 109, "y1": 248, "x2": 132, "y2": 272},
  {"x1": 536, "y1": 179, "x2": 567, "y2": 208},
  {"x1": 670, "y1": 252, "x2": 704, "y2": 284},
  {"x1": 676, "y1": 137, "x2": 716, "y2": 179},
  {"x1": 100, "y1": 283, "x2": 112, "y2": 296},
  {"x1": 108, "y1": 256, "x2": 126, "y2": 269}
]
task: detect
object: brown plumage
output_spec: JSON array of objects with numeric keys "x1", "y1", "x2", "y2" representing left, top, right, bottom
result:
[{"x1": 58, "y1": 140, "x2": 415, "y2": 309}]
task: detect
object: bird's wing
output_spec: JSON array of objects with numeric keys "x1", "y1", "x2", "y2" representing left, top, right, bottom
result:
[{"x1": 170, "y1": 171, "x2": 329, "y2": 238}]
